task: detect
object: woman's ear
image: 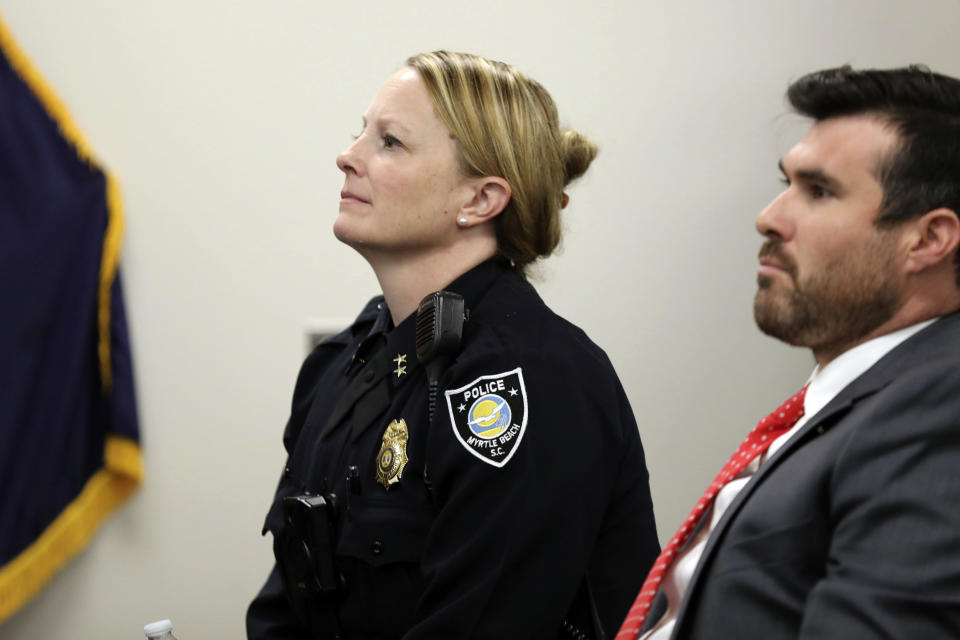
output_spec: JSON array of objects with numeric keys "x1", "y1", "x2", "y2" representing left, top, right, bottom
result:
[
  {"x1": 904, "y1": 208, "x2": 960, "y2": 274},
  {"x1": 460, "y1": 176, "x2": 511, "y2": 224}
]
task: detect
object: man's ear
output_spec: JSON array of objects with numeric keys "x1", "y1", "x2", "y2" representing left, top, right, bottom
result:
[
  {"x1": 904, "y1": 208, "x2": 960, "y2": 275},
  {"x1": 460, "y1": 176, "x2": 511, "y2": 224}
]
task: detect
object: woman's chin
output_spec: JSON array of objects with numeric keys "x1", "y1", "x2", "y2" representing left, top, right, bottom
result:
[
  {"x1": 334, "y1": 222, "x2": 384, "y2": 267},
  {"x1": 332, "y1": 216, "x2": 362, "y2": 246}
]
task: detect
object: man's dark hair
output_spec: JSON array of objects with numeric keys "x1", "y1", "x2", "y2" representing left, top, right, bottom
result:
[{"x1": 787, "y1": 65, "x2": 960, "y2": 282}]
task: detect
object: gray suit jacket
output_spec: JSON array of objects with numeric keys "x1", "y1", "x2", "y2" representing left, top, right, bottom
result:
[{"x1": 653, "y1": 311, "x2": 960, "y2": 639}]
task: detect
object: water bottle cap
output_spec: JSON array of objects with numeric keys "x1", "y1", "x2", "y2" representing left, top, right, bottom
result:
[{"x1": 144, "y1": 619, "x2": 173, "y2": 637}]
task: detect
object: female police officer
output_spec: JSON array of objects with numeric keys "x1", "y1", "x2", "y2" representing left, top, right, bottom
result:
[{"x1": 247, "y1": 51, "x2": 659, "y2": 639}]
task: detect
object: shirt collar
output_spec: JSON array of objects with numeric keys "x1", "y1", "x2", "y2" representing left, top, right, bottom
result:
[
  {"x1": 804, "y1": 317, "x2": 940, "y2": 419},
  {"x1": 378, "y1": 257, "x2": 515, "y2": 389},
  {"x1": 350, "y1": 301, "x2": 393, "y2": 370},
  {"x1": 428, "y1": 256, "x2": 516, "y2": 311}
]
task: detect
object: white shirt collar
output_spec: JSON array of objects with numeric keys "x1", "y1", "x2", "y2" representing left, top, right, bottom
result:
[
  {"x1": 803, "y1": 318, "x2": 939, "y2": 419},
  {"x1": 765, "y1": 317, "x2": 939, "y2": 463}
]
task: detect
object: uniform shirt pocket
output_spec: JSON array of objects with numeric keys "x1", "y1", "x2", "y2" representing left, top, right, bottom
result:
[{"x1": 337, "y1": 499, "x2": 432, "y2": 568}]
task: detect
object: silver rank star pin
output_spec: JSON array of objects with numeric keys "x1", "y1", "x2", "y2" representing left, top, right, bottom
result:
[{"x1": 392, "y1": 353, "x2": 407, "y2": 378}]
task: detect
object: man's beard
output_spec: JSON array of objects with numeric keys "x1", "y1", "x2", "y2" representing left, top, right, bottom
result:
[{"x1": 753, "y1": 238, "x2": 901, "y2": 356}]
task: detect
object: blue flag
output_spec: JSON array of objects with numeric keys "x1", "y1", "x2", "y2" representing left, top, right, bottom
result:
[{"x1": 0, "y1": 14, "x2": 142, "y2": 622}]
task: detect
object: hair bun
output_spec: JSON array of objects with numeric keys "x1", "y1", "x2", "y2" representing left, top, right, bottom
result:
[{"x1": 561, "y1": 129, "x2": 598, "y2": 186}]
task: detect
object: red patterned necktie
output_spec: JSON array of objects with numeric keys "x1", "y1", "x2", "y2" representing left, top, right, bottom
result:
[{"x1": 615, "y1": 385, "x2": 808, "y2": 640}]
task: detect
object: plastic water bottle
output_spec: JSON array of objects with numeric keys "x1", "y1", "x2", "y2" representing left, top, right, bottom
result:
[{"x1": 144, "y1": 619, "x2": 179, "y2": 639}]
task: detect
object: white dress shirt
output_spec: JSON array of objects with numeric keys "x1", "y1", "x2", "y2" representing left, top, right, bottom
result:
[{"x1": 642, "y1": 318, "x2": 937, "y2": 640}]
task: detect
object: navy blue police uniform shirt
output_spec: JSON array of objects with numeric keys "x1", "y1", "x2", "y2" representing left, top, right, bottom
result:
[{"x1": 247, "y1": 258, "x2": 660, "y2": 639}]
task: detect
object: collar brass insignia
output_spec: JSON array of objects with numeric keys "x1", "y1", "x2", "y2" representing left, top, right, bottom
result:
[
  {"x1": 376, "y1": 418, "x2": 409, "y2": 490},
  {"x1": 393, "y1": 353, "x2": 407, "y2": 378}
]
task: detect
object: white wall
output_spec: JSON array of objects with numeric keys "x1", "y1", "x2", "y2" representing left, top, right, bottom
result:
[{"x1": 1, "y1": 1, "x2": 957, "y2": 638}]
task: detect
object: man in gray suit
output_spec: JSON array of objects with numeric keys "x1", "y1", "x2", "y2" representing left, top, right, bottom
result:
[{"x1": 617, "y1": 65, "x2": 960, "y2": 639}]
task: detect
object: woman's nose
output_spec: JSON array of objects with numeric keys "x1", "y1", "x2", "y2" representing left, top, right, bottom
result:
[{"x1": 337, "y1": 138, "x2": 361, "y2": 175}]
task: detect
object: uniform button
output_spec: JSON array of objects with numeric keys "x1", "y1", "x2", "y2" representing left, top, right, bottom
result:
[
  {"x1": 364, "y1": 369, "x2": 375, "y2": 382},
  {"x1": 371, "y1": 540, "x2": 383, "y2": 555},
  {"x1": 284, "y1": 466, "x2": 290, "y2": 476}
]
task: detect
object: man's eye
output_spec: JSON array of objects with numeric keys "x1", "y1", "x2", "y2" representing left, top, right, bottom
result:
[
  {"x1": 810, "y1": 185, "x2": 831, "y2": 199},
  {"x1": 383, "y1": 134, "x2": 402, "y2": 149}
]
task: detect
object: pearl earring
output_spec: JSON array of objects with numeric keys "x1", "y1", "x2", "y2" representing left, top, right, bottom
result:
[{"x1": 457, "y1": 216, "x2": 468, "y2": 227}]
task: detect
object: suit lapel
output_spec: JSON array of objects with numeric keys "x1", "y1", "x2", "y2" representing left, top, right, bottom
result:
[{"x1": 671, "y1": 364, "x2": 893, "y2": 631}]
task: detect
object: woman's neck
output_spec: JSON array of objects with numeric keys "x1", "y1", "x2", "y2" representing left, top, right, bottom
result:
[{"x1": 366, "y1": 239, "x2": 497, "y2": 325}]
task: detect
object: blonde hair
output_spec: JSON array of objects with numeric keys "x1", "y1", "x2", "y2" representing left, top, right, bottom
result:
[{"x1": 406, "y1": 51, "x2": 597, "y2": 273}]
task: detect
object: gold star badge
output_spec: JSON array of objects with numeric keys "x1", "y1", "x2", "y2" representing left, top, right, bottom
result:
[{"x1": 393, "y1": 353, "x2": 407, "y2": 378}]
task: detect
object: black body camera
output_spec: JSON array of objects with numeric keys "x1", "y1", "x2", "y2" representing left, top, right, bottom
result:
[{"x1": 278, "y1": 493, "x2": 341, "y2": 597}]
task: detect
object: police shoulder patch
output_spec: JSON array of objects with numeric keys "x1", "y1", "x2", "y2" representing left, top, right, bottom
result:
[{"x1": 444, "y1": 367, "x2": 528, "y2": 468}]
